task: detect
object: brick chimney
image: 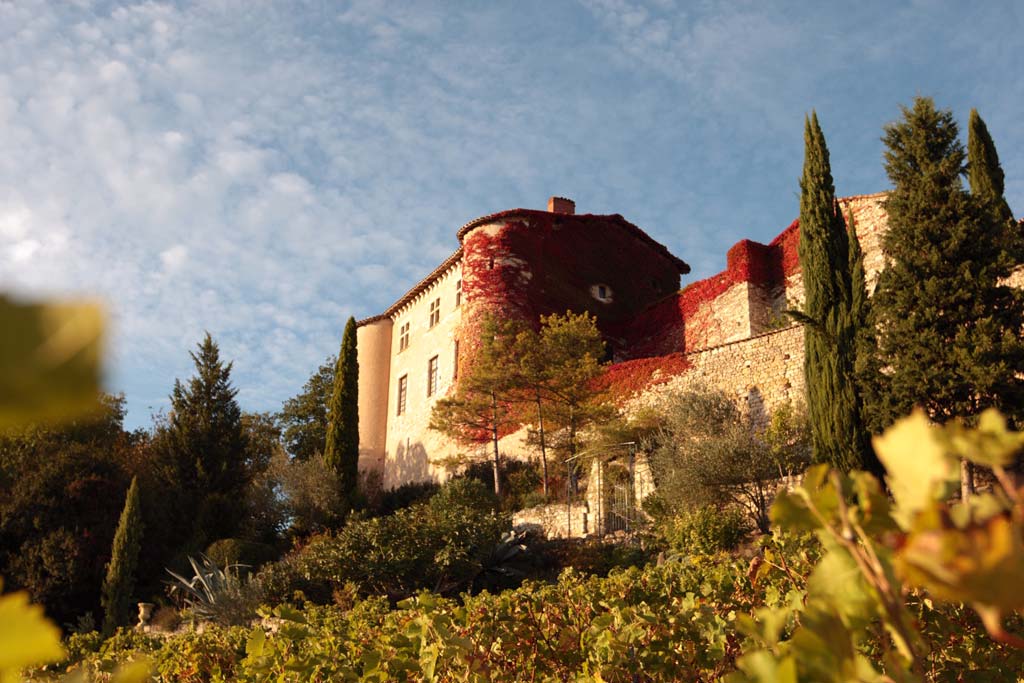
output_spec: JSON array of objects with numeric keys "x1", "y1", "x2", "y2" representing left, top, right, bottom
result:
[{"x1": 548, "y1": 196, "x2": 575, "y2": 215}]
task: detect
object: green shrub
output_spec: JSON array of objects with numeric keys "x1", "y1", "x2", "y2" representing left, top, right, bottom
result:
[
  {"x1": 255, "y1": 480, "x2": 509, "y2": 604},
  {"x1": 204, "y1": 537, "x2": 279, "y2": 569},
  {"x1": 661, "y1": 506, "x2": 750, "y2": 555},
  {"x1": 368, "y1": 480, "x2": 440, "y2": 517},
  {"x1": 460, "y1": 459, "x2": 542, "y2": 509}
]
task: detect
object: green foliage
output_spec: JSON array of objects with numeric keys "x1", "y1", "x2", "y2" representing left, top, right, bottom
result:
[
  {"x1": 35, "y1": 408, "x2": 1024, "y2": 680},
  {"x1": 459, "y1": 459, "x2": 541, "y2": 511},
  {"x1": 265, "y1": 448, "x2": 346, "y2": 537},
  {"x1": 323, "y1": 316, "x2": 359, "y2": 506},
  {"x1": 277, "y1": 355, "x2": 334, "y2": 461},
  {"x1": 865, "y1": 97, "x2": 1024, "y2": 429},
  {"x1": 367, "y1": 480, "x2": 441, "y2": 517},
  {"x1": 734, "y1": 409, "x2": 1024, "y2": 681},
  {"x1": 797, "y1": 112, "x2": 876, "y2": 474},
  {"x1": 203, "y1": 538, "x2": 278, "y2": 570},
  {"x1": 515, "y1": 311, "x2": 610, "y2": 493},
  {"x1": 167, "y1": 555, "x2": 262, "y2": 627},
  {"x1": 151, "y1": 333, "x2": 249, "y2": 550},
  {"x1": 430, "y1": 315, "x2": 523, "y2": 496},
  {"x1": 967, "y1": 108, "x2": 1014, "y2": 225},
  {"x1": 255, "y1": 478, "x2": 507, "y2": 603},
  {"x1": 0, "y1": 395, "x2": 132, "y2": 625},
  {"x1": 647, "y1": 391, "x2": 810, "y2": 533},
  {"x1": 661, "y1": 507, "x2": 751, "y2": 556},
  {"x1": 101, "y1": 476, "x2": 144, "y2": 635}
]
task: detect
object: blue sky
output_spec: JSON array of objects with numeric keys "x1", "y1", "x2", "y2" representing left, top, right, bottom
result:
[{"x1": 2, "y1": 0, "x2": 1022, "y2": 430}]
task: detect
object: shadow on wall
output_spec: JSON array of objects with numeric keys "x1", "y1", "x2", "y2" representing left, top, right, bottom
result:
[
  {"x1": 746, "y1": 386, "x2": 768, "y2": 428},
  {"x1": 391, "y1": 439, "x2": 431, "y2": 486}
]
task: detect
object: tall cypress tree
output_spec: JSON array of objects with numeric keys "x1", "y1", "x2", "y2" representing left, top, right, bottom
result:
[
  {"x1": 968, "y1": 109, "x2": 1014, "y2": 224},
  {"x1": 968, "y1": 108, "x2": 1021, "y2": 272},
  {"x1": 324, "y1": 317, "x2": 359, "y2": 504},
  {"x1": 796, "y1": 112, "x2": 873, "y2": 472},
  {"x1": 870, "y1": 97, "x2": 1024, "y2": 427},
  {"x1": 101, "y1": 476, "x2": 143, "y2": 635}
]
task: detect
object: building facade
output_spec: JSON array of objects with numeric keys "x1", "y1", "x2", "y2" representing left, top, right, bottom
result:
[{"x1": 356, "y1": 192, "x2": 901, "y2": 489}]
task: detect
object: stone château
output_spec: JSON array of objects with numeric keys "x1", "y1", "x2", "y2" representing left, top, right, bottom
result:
[{"x1": 355, "y1": 193, "x2": 893, "y2": 488}]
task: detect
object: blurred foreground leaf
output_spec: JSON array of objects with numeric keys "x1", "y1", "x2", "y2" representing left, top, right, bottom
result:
[
  {"x1": 0, "y1": 587, "x2": 65, "y2": 683},
  {"x1": 0, "y1": 295, "x2": 103, "y2": 429}
]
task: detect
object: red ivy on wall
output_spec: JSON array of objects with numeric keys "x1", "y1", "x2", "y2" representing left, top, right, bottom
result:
[{"x1": 592, "y1": 352, "x2": 691, "y2": 403}]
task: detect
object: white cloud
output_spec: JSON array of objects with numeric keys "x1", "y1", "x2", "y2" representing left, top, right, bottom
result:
[
  {"x1": 0, "y1": 0, "x2": 1020, "y2": 430},
  {"x1": 159, "y1": 244, "x2": 188, "y2": 272}
]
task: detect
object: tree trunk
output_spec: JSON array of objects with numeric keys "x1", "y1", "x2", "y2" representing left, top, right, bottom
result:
[
  {"x1": 536, "y1": 391, "x2": 548, "y2": 499},
  {"x1": 568, "y1": 405, "x2": 578, "y2": 496},
  {"x1": 960, "y1": 458, "x2": 975, "y2": 501},
  {"x1": 490, "y1": 391, "x2": 502, "y2": 497}
]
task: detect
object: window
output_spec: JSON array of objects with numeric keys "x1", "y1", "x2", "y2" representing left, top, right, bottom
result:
[
  {"x1": 399, "y1": 322, "x2": 409, "y2": 351},
  {"x1": 591, "y1": 284, "x2": 614, "y2": 303},
  {"x1": 429, "y1": 298, "x2": 441, "y2": 328},
  {"x1": 455, "y1": 279, "x2": 462, "y2": 306},
  {"x1": 427, "y1": 356, "x2": 438, "y2": 397},
  {"x1": 397, "y1": 375, "x2": 408, "y2": 415},
  {"x1": 453, "y1": 340, "x2": 459, "y2": 380}
]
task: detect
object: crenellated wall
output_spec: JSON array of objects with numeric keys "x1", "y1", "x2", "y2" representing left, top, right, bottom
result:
[{"x1": 601, "y1": 193, "x2": 891, "y2": 416}]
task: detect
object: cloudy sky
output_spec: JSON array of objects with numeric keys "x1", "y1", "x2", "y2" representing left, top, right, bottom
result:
[{"x1": 2, "y1": 0, "x2": 1022, "y2": 429}]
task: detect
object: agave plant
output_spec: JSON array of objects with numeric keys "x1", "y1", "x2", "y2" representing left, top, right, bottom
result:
[{"x1": 166, "y1": 554, "x2": 260, "y2": 625}]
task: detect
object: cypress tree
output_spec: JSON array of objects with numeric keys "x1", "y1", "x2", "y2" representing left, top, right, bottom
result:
[
  {"x1": 870, "y1": 97, "x2": 1024, "y2": 427},
  {"x1": 101, "y1": 476, "x2": 143, "y2": 635},
  {"x1": 324, "y1": 317, "x2": 359, "y2": 504},
  {"x1": 797, "y1": 112, "x2": 872, "y2": 472},
  {"x1": 967, "y1": 109, "x2": 1014, "y2": 224}
]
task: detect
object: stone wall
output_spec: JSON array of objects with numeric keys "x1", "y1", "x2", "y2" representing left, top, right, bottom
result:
[
  {"x1": 626, "y1": 324, "x2": 807, "y2": 423},
  {"x1": 513, "y1": 502, "x2": 590, "y2": 539}
]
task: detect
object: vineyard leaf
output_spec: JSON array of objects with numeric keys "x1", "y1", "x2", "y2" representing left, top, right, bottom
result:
[
  {"x1": 898, "y1": 512, "x2": 1024, "y2": 611},
  {"x1": 940, "y1": 409, "x2": 1024, "y2": 468},
  {"x1": 0, "y1": 590, "x2": 65, "y2": 680},
  {"x1": 873, "y1": 410, "x2": 957, "y2": 528},
  {"x1": 0, "y1": 296, "x2": 104, "y2": 429}
]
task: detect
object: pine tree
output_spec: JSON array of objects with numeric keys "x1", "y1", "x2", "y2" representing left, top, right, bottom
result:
[
  {"x1": 101, "y1": 476, "x2": 143, "y2": 635},
  {"x1": 796, "y1": 113, "x2": 873, "y2": 472},
  {"x1": 157, "y1": 333, "x2": 247, "y2": 548},
  {"x1": 869, "y1": 97, "x2": 1024, "y2": 427},
  {"x1": 324, "y1": 317, "x2": 359, "y2": 505},
  {"x1": 430, "y1": 315, "x2": 519, "y2": 496}
]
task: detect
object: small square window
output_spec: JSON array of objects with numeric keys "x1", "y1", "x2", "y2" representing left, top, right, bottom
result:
[
  {"x1": 429, "y1": 298, "x2": 441, "y2": 327},
  {"x1": 398, "y1": 322, "x2": 410, "y2": 352},
  {"x1": 397, "y1": 375, "x2": 408, "y2": 415},
  {"x1": 427, "y1": 356, "x2": 438, "y2": 397}
]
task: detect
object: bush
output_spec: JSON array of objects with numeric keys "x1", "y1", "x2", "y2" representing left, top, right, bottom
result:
[
  {"x1": 204, "y1": 538, "x2": 279, "y2": 570},
  {"x1": 460, "y1": 459, "x2": 542, "y2": 510},
  {"x1": 366, "y1": 480, "x2": 440, "y2": 517},
  {"x1": 255, "y1": 479, "x2": 509, "y2": 603},
  {"x1": 647, "y1": 391, "x2": 810, "y2": 533},
  {"x1": 660, "y1": 507, "x2": 750, "y2": 556}
]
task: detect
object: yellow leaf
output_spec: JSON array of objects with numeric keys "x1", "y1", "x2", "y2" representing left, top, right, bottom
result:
[
  {"x1": 0, "y1": 296, "x2": 104, "y2": 430},
  {"x1": 0, "y1": 590, "x2": 65, "y2": 678},
  {"x1": 872, "y1": 410, "x2": 957, "y2": 529}
]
